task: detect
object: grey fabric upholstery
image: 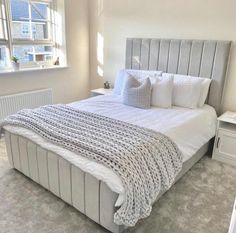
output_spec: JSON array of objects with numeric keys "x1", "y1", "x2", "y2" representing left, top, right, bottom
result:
[
  {"x1": 4, "y1": 130, "x2": 209, "y2": 233},
  {"x1": 4, "y1": 131, "x2": 124, "y2": 233},
  {"x1": 122, "y1": 76, "x2": 152, "y2": 109},
  {"x1": 125, "y1": 38, "x2": 231, "y2": 114}
]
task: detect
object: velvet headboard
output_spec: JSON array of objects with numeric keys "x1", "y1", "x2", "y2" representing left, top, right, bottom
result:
[{"x1": 125, "y1": 38, "x2": 231, "y2": 114}]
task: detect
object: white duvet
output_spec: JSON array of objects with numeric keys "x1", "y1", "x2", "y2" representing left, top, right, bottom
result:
[{"x1": 4, "y1": 94, "x2": 217, "y2": 206}]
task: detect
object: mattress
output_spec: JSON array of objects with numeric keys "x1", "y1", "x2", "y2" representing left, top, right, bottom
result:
[{"x1": 4, "y1": 94, "x2": 217, "y2": 206}]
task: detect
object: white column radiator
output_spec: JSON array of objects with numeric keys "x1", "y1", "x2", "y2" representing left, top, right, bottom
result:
[{"x1": 0, "y1": 88, "x2": 53, "y2": 120}]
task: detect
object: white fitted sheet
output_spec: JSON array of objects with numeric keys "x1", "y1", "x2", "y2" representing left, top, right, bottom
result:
[{"x1": 4, "y1": 94, "x2": 217, "y2": 206}]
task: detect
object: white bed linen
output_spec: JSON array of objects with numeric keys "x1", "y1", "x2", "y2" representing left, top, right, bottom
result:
[{"x1": 4, "y1": 94, "x2": 217, "y2": 206}]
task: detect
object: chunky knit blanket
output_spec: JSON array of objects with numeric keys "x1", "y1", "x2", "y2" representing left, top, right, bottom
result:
[{"x1": 0, "y1": 104, "x2": 183, "y2": 226}]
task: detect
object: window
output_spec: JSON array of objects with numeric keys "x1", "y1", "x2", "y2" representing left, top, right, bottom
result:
[{"x1": 0, "y1": 0, "x2": 64, "y2": 70}]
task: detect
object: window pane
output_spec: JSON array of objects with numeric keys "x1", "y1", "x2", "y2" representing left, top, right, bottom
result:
[
  {"x1": 31, "y1": 2, "x2": 50, "y2": 40},
  {"x1": 34, "y1": 45, "x2": 53, "y2": 61},
  {"x1": 0, "y1": 46, "x2": 7, "y2": 67},
  {"x1": 13, "y1": 45, "x2": 53, "y2": 63},
  {"x1": 12, "y1": 21, "x2": 31, "y2": 39},
  {"x1": 12, "y1": 21, "x2": 50, "y2": 40},
  {"x1": 13, "y1": 45, "x2": 32, "y2": 63},
  {"x1": 10, "y1": 0, "x2": 29, "y2": 21},
  {"x1": 11, "y1": 0, "x2": 30, "y2": 39},
  {"x1": 31, "y1": 2, "x2": 48, "y2": 21},
  {"x1": 0, "y1": 20, "x2": 4, "y2": 39},
  {"x1": 11, "y1": 0, "x2": 51, "y2": 40},
  {"x1": 0, "y1": 2, "x2": 7, "y2": 40},
  {"x1": 31, "y1": 21, "x2": 50, "y2": 40}
]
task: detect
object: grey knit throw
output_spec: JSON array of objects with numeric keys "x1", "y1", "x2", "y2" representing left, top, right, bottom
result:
[{"x1": 0, "y1": 105, "x2": 183, "y2": 226}]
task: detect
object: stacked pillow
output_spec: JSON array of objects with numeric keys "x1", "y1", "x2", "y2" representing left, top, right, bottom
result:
[
  {"x1": 113, "y1": 69, "x2": 162, "y2": 95},
  {"x1": 162, "y1": 73, "x2": 211, "y2": 108},
  {"x1": 113, "y1": 69, "x2": 211, "y2": 109},
  {"x1": 151, "y1": 76, "x2": 174, "y2": 108}
]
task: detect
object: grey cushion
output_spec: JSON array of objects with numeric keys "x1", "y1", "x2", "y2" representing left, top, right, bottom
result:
[
  {"x1": 113, "y1": 69, "x2": 162, "y2": 95},
  {"x1": 122, "y1": 76, "x2": 152, "y2": 109}
]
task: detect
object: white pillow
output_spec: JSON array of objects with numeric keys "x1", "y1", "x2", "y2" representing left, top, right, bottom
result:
[
  {"x1": 163, "y1": 73, "x2": 212, "y2": 108},
  {"x1": 198, "y1": 79, "x2": 211, "y2": 107},
  {"x1": 113, "y1": 69, "x2": 162, "y2": 95},
  {"x1": 163, "y1": 73, "x2": 202, "y2": 109},
  {"x1": 126, "y1": 69, "x2": 163, "y2": 81},
  {"x1": 151, "y1": 76, "x2": 174, "y2": 108},
  {"x1": 113, "y1": 70, "x2": 129, "y2": 95}
]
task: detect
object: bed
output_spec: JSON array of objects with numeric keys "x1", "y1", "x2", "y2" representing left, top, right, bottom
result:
[{"x1": 2, "y1": 38, "x2": 231, "y2": 233}]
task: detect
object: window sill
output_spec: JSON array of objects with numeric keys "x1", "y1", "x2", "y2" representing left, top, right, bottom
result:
[{"x1": 0, "y1": 65, "x2": 68, "y2": 75}]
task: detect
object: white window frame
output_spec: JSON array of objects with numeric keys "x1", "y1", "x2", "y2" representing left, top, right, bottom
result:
[
  {"x1": 0, "y1": 0, "x2": 61, "y2": 70},
  {"x1": 0, "y1": 0, "x2": 10, "y2": 67}
]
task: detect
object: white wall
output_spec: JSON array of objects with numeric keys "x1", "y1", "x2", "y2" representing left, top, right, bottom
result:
[
  {"x1": 2, "y1": 0, "x2": 235, "y2": 111},
  {"x1": 0, "y1": 0, "x2": 90, "y2": 104},
  {"x1": 88, "y1": 0, "x2": 104, "y2": 89},
  {"x1": 88, "y1": 0, "x2": 106, "y2": 89},
  {"x1": 90, "y1": 0, "x2": 236, "y2": 111}
]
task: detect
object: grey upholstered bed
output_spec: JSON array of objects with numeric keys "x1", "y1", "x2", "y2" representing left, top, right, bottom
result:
[{"x1": 4, "y1": 38, "x2": 231, "y2": 233}]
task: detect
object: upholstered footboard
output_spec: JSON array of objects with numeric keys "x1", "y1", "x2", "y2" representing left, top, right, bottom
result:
[
  {"x1": 4, "y1": 130, "x2": 210, "y2": 233},
  {"x1": 4, "y1": 131, "x2": 126, "y2": 233}
]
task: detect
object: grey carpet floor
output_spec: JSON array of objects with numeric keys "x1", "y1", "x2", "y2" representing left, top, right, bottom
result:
[{"x1": 0, "y1": 138, "x2": 236, "y2": 233}]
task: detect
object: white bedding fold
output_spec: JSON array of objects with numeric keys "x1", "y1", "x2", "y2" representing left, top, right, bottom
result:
[{"x1": 4, "y1": 94, "x2": 217, "y2": 206}]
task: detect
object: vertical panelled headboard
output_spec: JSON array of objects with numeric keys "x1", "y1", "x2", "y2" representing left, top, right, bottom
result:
[{"x1": 125, "y1": 38, "x2": 231, "y2": 114}]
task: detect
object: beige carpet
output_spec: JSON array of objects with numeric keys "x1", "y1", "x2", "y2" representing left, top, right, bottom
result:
[{"x1": 0, "y1": 137, "x2": 236, "y2": 233}]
